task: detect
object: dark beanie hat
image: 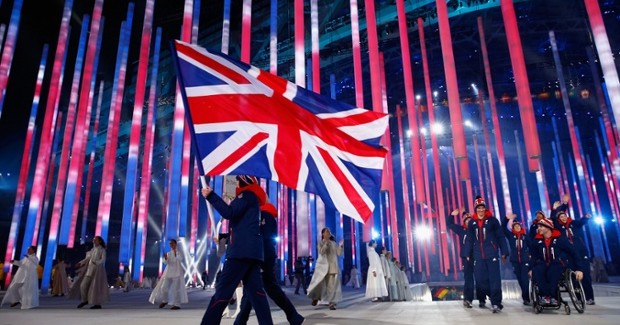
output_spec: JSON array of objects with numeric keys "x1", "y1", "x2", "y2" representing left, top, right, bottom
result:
[{"x1": 236, "y1": 175, "x2": 258, "y2": 187}]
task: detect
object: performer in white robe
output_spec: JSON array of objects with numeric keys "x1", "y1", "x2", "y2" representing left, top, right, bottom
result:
[
  {"x1": 383, "y1": 251, "x2": 400, "y2": 301},
  {"x1": 122, "y1": 266, "x2": 132, "y2": 293},
  {"x1": 149, "y1": 239, "x2": 188, "y2": 310},
  {"x1": 365, "y1": 240, "x2": 388, "y2": 301},
  {"x1": 349, "y1": 266, "x2": 360, "y2": 289},
  {"x1": 380, "y1": 247, "x2": 392, "y2": 300},
  {"x1": 76, "y1": 236, "x2": 110, "y2": 309},
  {"x1": 1, "y1": 246, "x2": 39, "y2": 309},
  {"x1": 307, "y1": 227, "x2": 343, "y2": 310},
  {"x1": 398, "y1": 265, "x2": 413, "y2": 301}
]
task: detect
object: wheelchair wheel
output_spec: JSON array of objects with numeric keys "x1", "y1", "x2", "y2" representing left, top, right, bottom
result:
[
  {"x1": 529, "y1": 280, "x2": 539, "y2": 314},
  {"x1": 566, "y1": 270, "x2": 585, "y2": 314}
]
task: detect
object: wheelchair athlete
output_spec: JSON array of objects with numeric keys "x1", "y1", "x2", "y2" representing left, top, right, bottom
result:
[{"x1": 528, "y1": 218, "x2": 584, "y2": 306}]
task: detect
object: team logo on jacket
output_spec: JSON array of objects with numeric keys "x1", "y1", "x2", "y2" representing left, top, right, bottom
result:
[{"x1": 237, "y1": 193, "x2": 243, "y2": 199}]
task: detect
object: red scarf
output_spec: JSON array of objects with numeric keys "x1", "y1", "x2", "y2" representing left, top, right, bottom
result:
[{"x1": 235, "y1": 184, "x2": 267, "y2": 206}]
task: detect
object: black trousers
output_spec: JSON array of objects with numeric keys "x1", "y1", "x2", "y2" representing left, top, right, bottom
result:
[
  {"x1": 200, "y1": 258, "x2": 273, "y2": 325},
  {"x1": 473, "y1": 258, "x2": 503, "y2": 307},
  {"x1": 512, "y1": 261, "x2": 530, "y2": 302},
  {"x1": 234, "y1": 256, "x2": 303, "y2": 325},
  {"x1": 294, "y1": 273, "x2": 306, "y2": 293}
]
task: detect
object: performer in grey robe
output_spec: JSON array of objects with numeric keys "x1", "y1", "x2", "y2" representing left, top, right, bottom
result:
[
  {"x1": 76, "y1": 236, "x2": 109, "y2": 309},
  {"x1": 307, "y1": 227, "x2": 343, "y2": 310}
]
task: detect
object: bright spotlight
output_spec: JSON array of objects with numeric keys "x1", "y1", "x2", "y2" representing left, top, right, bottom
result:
[
  {"x1": 420, "y1": 127, "x2": 428, "y2": 136},
  {"x1": 371, "y1": 229, "x2": 380, "y2": 240},
  {"x1": 464, "y1": 120, "x2": 474, "y2": 128},
  {"x1": 471, "y1": 83, "x2": 479, "y2": 96},
  {"x1": 275, "y1": 236, "x2": 281, "y2": 242},
  {"x1": 416, "y1": 94, "x2": 422, "y2": 100},
  {"x1": 433, "y1": 90, "x2": 438, "y2": 98},
  {"x1": 406, "y1": 129, "x2": 412, "y2": 138},
  {"x1": 594, "y1": 216, "x2": 604, "y2": 225},
  {"x1": 431, "y1": 122, "x2": 444, "y2": 135},
  {"x1": 414, "y1": 226, "x2": 432, "y2": 241}
]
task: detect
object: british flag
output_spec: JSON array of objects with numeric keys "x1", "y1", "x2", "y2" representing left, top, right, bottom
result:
[{"x1": 172, "y1": 40, "x2": 388, "y2": 223}]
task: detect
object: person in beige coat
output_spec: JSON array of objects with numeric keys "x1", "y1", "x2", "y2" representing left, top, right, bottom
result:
[
  {"x1": 307, "y1": 227, "x2": 343, "y2": 310},
  {"x1": 51, "y1": 258, "x2": 70, "y2": 296}
]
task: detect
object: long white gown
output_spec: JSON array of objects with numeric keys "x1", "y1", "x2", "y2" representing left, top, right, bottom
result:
[
  {"x1": 365, "y1": 245, "x2": 388, "y2": 299},
  {"x1": 149, "y1": 249, "x2": 188, "y2": 306},
  {"x1": 1, "y1": 254, "x2": 39, "y2": 309}
]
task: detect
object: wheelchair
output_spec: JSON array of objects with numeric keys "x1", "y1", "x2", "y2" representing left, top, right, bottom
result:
[{"x1": 529, "y1": 268, "x2": 586, "y2": 314}]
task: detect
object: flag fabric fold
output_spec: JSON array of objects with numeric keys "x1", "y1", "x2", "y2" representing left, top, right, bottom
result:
[{"x1": 171, "y1": 40, "x2": 388, "y2": 223}]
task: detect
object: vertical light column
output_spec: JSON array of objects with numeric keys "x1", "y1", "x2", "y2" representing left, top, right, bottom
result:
[
  {"x1": 119, "y1": 0, "x2": 154, "y2": 266},
  {"x1": 549, "y1": 30, "x2": 592, "y2": 218},
  {"x1": 477, "y1": 17, "x2": 512, "y2": 215},
  {"x1": 595, "y1": 134, "x2": 620, "y2": 241},
  {"x1": 551, "y1": 144, "x2": 566, "y2": 197},
  {"x1": 552, "y1": 119, "x2": 571, "y2": 195},
  {"x1": 310, "y1": 0, "x2": 320, "y2": 92},
  {"x1": 293, "y1": 0, "x2": 310, "y2": 257},
  {"x1": 59, "y1": 0, "x2": 104, "y2": 246},
  {"x1": 418, "y1": 107, "x2": 432, "y2": 276},
  {"x1": 48, "y1": 15, "x2": 89, "y2": 247},
  {"x1": 473, "y1": 134, "x2": 485, "y2": 199},
  {"x1": 166, "y1": 0, "x2": 194, "y2": 244},
  {"x1": 97, "y1": 4, "x2": 134, "y2": 238},
  {"x1": 515, "y1": 179, "x2": 526, "y2": 225},
  {"x1": 597, "y1": 121, "x2": 620, "y2": 220},
  {"x1": 180, "y1": 0, "x2": 200, "y2": 240},
  {"x1": 133, "y1": 28, "x2": 161, "y2": 282},
  {"x1": 0, "y1": 24, "x2": 6, "y2": 57},
  {"x1": 477, "y1": 91, "x2": 500, "y2": 215},
  {"x1": 535, "y1": 165, "x2": 549, "y2": 215},
  {"x1": 574, "y1": 127, "x2": 596, "y2": 214},
  {"x1": 587, "y1": 47, "x2": 620, "y2": 188},
  {"x1": 364, "y1": 0, "x2": 387, "y2": 243},
  {"x1": 0, "y1": 0, "x2": 24, "y2": 118},
  {"x1": 20, "y1": 0, "x2": 73, "y2": 254},
  {"x1": 501, "y1": 0, "x2": 541, "y2": 171},
  {"x1": 269, "y1": 0, "x2": 278, "y2": 74},
  {"x1": 309, "y1": 0, "x2": 322, "y2": 259},
  {"x1": 397, "y1": 0, "x2": 424, "y2": 204},
  {"x1": 586, "y1": 154, "x2": 611, "y2": 261},
  {"x1": 221, "y1": 0, "x2": 231, "y2": 54},
  {"x1": 397, "y1": 106, "x2": 414, "y2": 267},
  {"x1": 66, "y1": 18, "x2": 105, "y2": 248},
  {"x1": 191, "y1": 0, "x2": 201, "y2": 44},
  {"x1": 81, "y1": 82, "x2": 104, "y2": 244},
  {"x1": 435, "y1": 0, "x2": 468, "y2": 162},
  {"x1": 37, "y1": 111, "x2": 63, "y2": 253},
  {"x1": 379, "y1": 53, "x2": 399, "y2": 258},
  {"x1": 418, "y1": 18, "x2": 447, "y2": 246},
  {"x1": 3, "y1": 45, "x2": 47, "y2": 286},
  {"x1": 584, "y1": 0, "x2": 620, "y2": 137},
  {"x1": 241, "y1": 0, "x2": 252, "y2": 62},
  {"x1": 349, "y1": 0, "x2": 370, "y2": 242},
  {"x1": 514, "y1": 131, "x2": 533, "y2": 224}
]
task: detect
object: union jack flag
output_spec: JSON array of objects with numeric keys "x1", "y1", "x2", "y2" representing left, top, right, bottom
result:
[{"x1": 172, "y1": 40, "x2": 388, "y2": 223}]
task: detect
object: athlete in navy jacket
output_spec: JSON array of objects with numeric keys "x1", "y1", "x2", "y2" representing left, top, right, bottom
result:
[
  {"x1": 200, "y1": 175, "x2": 273, "y2": 325},
  {"x1": 529, "y1": 218, "x2": 584, "y2": 305},
  {"x1": 446, "y1": 209, "x2": 483, "y2": 308},
  {"x1": 464, "y1": 196, "x2": 509, "y2": 313},
  {"x1": 502, "y1": 214, "x2": 531, "y2": 305}
]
